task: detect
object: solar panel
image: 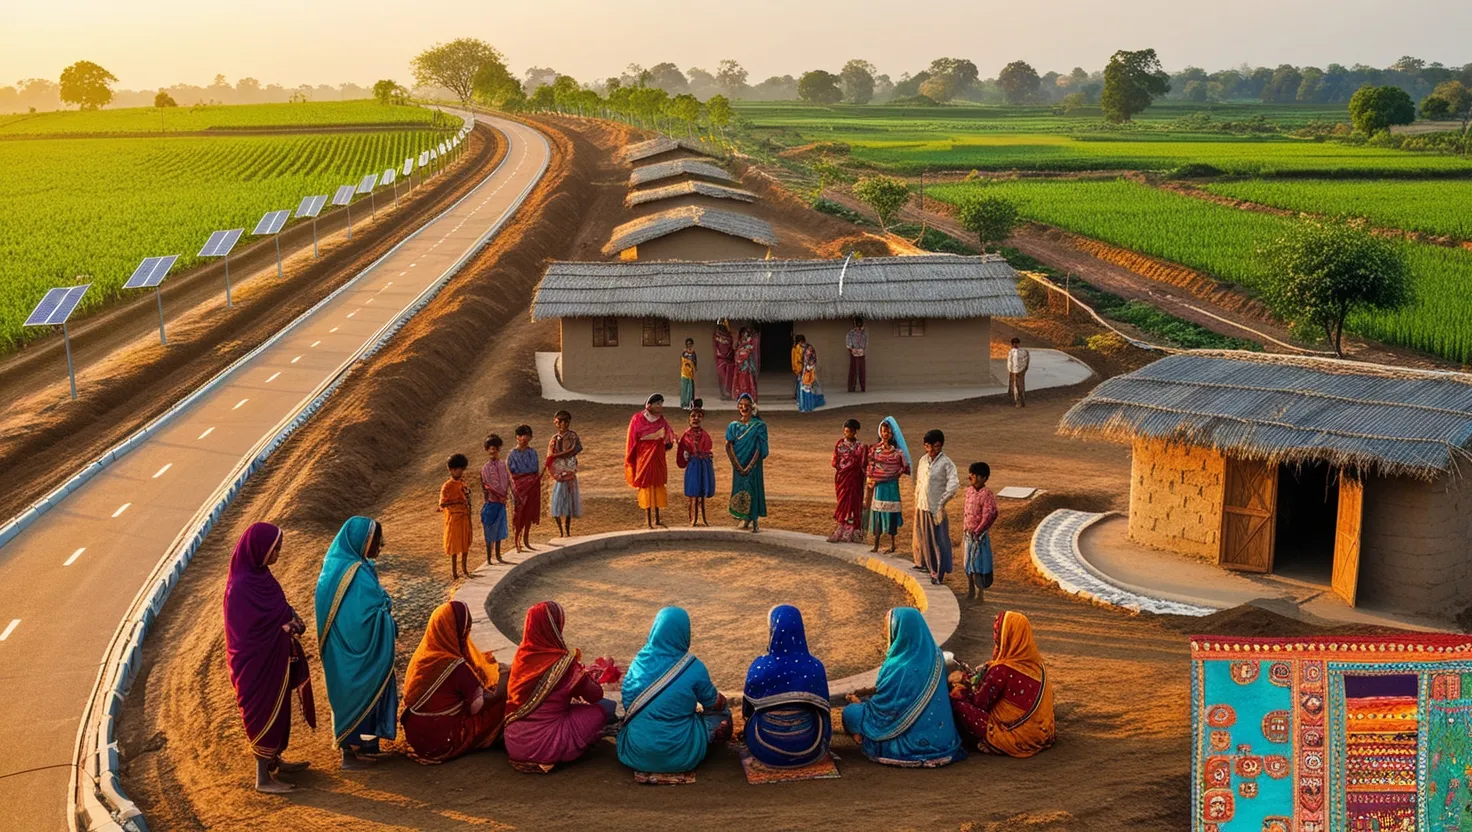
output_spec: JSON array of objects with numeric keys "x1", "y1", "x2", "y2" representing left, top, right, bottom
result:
[
  {"x1": 123, "y1": 255, "x2": 179, "y2": 290},
  {"x1": 438, "y1": 142, "x2": 447, "y2": 154},
  {"x1": 402, "y1": 158, "x2": 414, "y2": 176},
  {"x1": 430, "y1": 148, "x2": 439, "y2": 161},
  {"x1": 357, "y1": 173, "x2": 378, "y2": 194},
  {"x1": 295, "y1": 194, "x2": 328, "y2": 218},
  {"x1": 418, "y1": 151, "x2": 429, "y2": 166},
  {"x1": 24, "y1": 284, "x2": 90, "y2": 327},
  {"x1": 198, "y1": 228, "x2": 244, "y2": 257},
  {"x1": 381, "y1": 168, "x2": 396, "y2": 186},
  {"x1": 252, "y1": 209, "x2": 290, "y2": 236},
  {"x1": 332, "y1": 184, "x2": 356, "y2": 206}
]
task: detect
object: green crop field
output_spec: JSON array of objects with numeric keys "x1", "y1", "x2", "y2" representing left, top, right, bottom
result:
[
  {"x1": 0, "y1": 100, "x2": 451, "y2": 136},
  {"x1": 736, "y1": 101, "x2": 1350, "y2": 133},
  {"x1": 930, "y1": 179, "x2": 1472, "y2": 363},
  {"x1": 1202, "y1": 179, "x2": 1472, "y2": 238},
  {"x1": 0, "y1": 129, "x2": 443, "y2": 351}
]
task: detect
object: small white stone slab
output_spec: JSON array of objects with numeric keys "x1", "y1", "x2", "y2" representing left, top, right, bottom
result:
[{"x1": 997, "y1": 486, "x2": 1038, "y2": 499}]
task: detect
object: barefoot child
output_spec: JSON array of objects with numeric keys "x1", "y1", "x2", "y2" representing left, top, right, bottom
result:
[
  {"x1": 676, "y1": 400, "x2": 715, "y2": 526},
  {"x1": 439, "y1": 454, "x2": 473, "y2": 579},
  {"x1": 963, "y1": 462, "x2": 998, "y2": 601},
  {"x1": 547, "y1": 410, "x2": 583, "y2": 537},
  {"x1": 479, "y1": 435, "x2": 509, "y2": 564},
  {"x1": 507, "y1": 425, "x2": 541, "y2": 553},
  {"x1": 679, "y1": 339, "x2": 698, "y2": 410}
]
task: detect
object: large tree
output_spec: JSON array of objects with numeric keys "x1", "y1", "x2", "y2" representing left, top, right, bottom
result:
[
  {"x1": 797, "y1": 70, "x2": 843, "y2": 105},
  {"x1": 997, "y1": 61, "x2": 1042, "y2": 105},
  {"x1": 1419, "y1": 80, "x2": 1472, "y2": 149},
  {"x1": 411, "y1": 38, "x2": 506, "y2": 105},
  {"x1": 473, "y1": 61, "x2": 522, "y2": 108},
  {"x1": 919, "y1": 57, "x2": 979, "y2": 102},
  {"x1": 647, "y1": 62, "x2": 688, "y2": 93},
  {"x1": 716, "y1": 59, "x2": 749, "y2": 97},
  {"x1": 956, "y1": 193, "x2": 1021, "y2": 252},
  {"x1": 1100, "y1": 49, "x2": 1170, "y2": 123},
  {"x1": 839, "y1": 59, "x2": 877, "y2": 104},
  {"x1": 852, "y1": 175, "x2": 911, "y2": 230},
  {"x1": 1262, "y1": 220, "x2": 1412, "y2": 357},
  {"x1": 1348, "y1": 84, "x2": 1416, "y2": 133},
  {"x1": 58, "y1": 60, "x2": 117, "y2": 110}
]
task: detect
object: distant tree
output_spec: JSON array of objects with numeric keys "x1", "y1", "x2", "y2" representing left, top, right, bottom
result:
[
  {"x1": 473, "y1": 61, "x2": 522, "y2": 108},
  {"x1": 716, "y1": 59, "x2": 749, "y2": 97},
  {"x1": 528, "y1": 84, "x2": 556, "y2": 111},
  {"x1": 919, "y1": 57, "x2": 979, "y2": 102},
  {"x1": 526, "y1": 66, "x2": 562, "y2": 92},
  {"x1": 1183, "y1": 80, "x2": 1208, "y2": 102},
  {"x1": 411, "y1": 38, "x2": 506, "y2": 105},
  {"x1": 1348, "y1": 84, "x2": 1416, "y2": 134},
  {"x1": 1391, "y1": 56, "x2": 1426, "y2": 74},
  {"x1": 1100, "y1": 49, "x2": 1170, "y2": 123},
  {"x1": 631, "y1": 86, "x2": 669, "y2": 127},
  {"x1": 706, "y1": 94, "x2": 732, "y2": 138},
  {"x1": 686, "y1": 67, "x2": 718, "y2": 95},
  {"x1": 997, "y1": 61, "x2": 1042, "y2": 105},
  {"x1": 852, "y1": 175, "x2": 911, "y2": 230},
  {"x1": 58, "y1": 60, "x2": 118, "y2": 110},
  {"x1": 647, "y1": 62, "x2": 688, "y2": 93},
  {"x1": 956, "y1": 193, "x2": 1021, "y2": 252},
  {"x1": 810, "y1": 156, "x2": 847, "y2": 201},
  {"x1": 373, "y1": 79, "x2": 398, "y2": 104},
  {"x1": 797, "y1": 70, "x2": 844, "y2": 104},
  {"x1": 891, "y1": 71, "x2": 929, "y2": 99},
  {"x1": 1262, "y1": 220, "x2": 1412, "y2": 357},
  {"x1": 669, "y1": 93, "x2": 702, "y2": 135},
  {"x1": 1260, "y1": 65, "x2": 1303, "y2": 103},
  {"x1": 1296, "y1": 67, "x2": 1325, "y2": 102},
  {"x1": 1421, "y1": 80, "x2": 1472, "y2": 126},
  {"x1": 839, "y1": 59, "x2": 877, "y2": 104},
  {"x1": 1060, "y1": 92, "x2": 1088, "y2": 113},
  {"x1": 873, "y1": 73, "x2": 895, "y2": 102},
  {"x1": 154, "y1": 90, "x2": 177, "y2": 108}
]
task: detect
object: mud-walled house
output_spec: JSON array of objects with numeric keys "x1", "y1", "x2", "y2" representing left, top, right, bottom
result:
[{"x1": 1058, "y1": 351, "x2": 1472, "y2": 616}]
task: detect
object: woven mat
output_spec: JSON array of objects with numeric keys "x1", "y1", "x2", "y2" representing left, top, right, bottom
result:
[
  {"x1": 738, "y1": 747, "x2": 841, "y2": 785},
  {"x1": 634, "y1": 770, "x2": 696, "y2": 785}
]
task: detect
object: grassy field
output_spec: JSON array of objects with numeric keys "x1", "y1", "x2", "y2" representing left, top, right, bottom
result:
[
  {"x1": 1202, "y1": 179, "x2": 1472, "y2": 238},
  {"x1": 0, "y1": 100, "x2": 452, "y2": 136},
  {"x1": 737, "y1": 100, "x2": 1350, "y2": 132},
  {"x1": 0, "y1": 129, "x2": 441, "y2": 350},
  {"x1": 929, "y1": 179, "x2": 1472, "y2": 363}
]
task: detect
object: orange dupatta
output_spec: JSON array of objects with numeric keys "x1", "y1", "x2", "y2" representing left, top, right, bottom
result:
[
  {"x1": 981, "y1": 611, "x2": 1055, "y2": 757},
  {"x1": 402, "y1": 601, "x2": 500, "y2": 718}
]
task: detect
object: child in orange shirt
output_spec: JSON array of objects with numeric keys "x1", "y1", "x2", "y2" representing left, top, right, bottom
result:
[{"x1": 439, "y1": 453, "x2": 473, "y2": 579}]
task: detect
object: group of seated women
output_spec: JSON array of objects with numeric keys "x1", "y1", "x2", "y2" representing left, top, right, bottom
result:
[{"x1": 223, "y1": 518, "x2": 1053, "y2": 792}]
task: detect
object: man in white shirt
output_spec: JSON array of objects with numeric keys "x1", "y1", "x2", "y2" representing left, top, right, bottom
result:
[
  {"x1": 912, "y1": 429, "x2": 960, "y2": 585},
  {"x1": 1007, "y1": 337, "x2": 1031, "y2": 408}
]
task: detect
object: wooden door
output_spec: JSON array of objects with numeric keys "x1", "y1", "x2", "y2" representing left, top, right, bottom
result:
[
  {"x1": 1332, "y1": 473, "x2": 1364, "y2": 607},
  {"x1": 1219, "y1": 457, "x2": 1277, "y2": 572}
]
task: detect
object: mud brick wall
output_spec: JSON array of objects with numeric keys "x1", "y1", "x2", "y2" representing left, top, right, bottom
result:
[
  {"x1": 1359, "y1": 474, "x2": 1472, "y2": 616},
  {"x1": 1127, "y1": 438, "x2": 1225, "y2": 561}
]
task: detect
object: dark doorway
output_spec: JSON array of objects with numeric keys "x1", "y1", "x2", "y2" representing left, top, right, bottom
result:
[
  {"x1": 1273, "y1": 461, "x2": 1339, "y2": 584},
  {"x1": 758, "y1": 321, "x2": 793, "y2": 376}
]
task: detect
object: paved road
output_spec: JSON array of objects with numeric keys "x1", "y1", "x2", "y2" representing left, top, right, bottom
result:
[{"x1": 0, "y1": 113, "x2": 550, "y2": 832}]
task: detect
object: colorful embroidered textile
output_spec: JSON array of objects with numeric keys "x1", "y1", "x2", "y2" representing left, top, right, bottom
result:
[
  {"x1": 1190, "y1": 634, "x2": 1472, "y2": 832},
  {"x1": 712, "y1": 325, "x2": 735, "y2": 401},
  {"x1": 738, "y1": 746, "x2": 841, "y2": 784},
  {"x1": 742, "y1": 605, "x2": 832, "y2": 769}
]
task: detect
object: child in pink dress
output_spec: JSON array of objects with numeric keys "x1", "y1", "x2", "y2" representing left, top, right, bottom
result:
[{"x1": 963, "y1": 461, "x2": 999, "y2": 601}]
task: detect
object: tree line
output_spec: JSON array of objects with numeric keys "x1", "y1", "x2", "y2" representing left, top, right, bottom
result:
[{"x1": 1, "y1": 68, "x2": 405, "y2": 114}]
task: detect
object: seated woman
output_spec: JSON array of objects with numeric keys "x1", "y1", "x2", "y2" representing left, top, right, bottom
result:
[
  {"x1": 617, "y1": 606, "x2": 732, "y2": 774},
  {"x1": 950, "y1": 610, "x2": 1055, "y2": 758},
  {"x1": 841, "y1": 607, "x2": 964, "y2": 768},
  {"x1": 401, "y1": 600, "x2": 506, "y2": 764},
  {"x1": 503, "y1": 601, "x2": 617, "y2": 773},
  {"x1": 742, "y1": 604, "x2": 832, "y2": 768}
]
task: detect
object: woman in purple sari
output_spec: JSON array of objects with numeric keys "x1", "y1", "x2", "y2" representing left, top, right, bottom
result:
[{"x1": 224, "y1": 522, "x2": 316, "y2": 793}]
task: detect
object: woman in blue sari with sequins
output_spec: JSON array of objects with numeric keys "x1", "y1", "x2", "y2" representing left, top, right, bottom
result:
[
  {"x1": 841, "y1": 607, "x2": 964, "y2": 768},
  {"x1": 742, "y1": 604, "x2": 832, "y2": 768},
  {"x1": 617, "y1": 607, "x2": 732, "y2": 774}
]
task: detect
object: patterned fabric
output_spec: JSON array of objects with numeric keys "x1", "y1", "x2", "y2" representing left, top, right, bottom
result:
[
  {"x1": 742, "y1": 605, "x2": 832, "y2": 768},
  {"x1": 1190, "y1": 635, "x2": 1472, "y2": 832},
  {"x1": 726, "y1": 413, "x2": 768, "y2": 521}
]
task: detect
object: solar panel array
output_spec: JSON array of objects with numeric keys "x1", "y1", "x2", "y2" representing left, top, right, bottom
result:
[
  {"x1": 198, "y1": 228, "x2": 244, "y2": 257},
  {"x1": 381, "y1": 168, "x2": 396, "y2": 186},
  {"x1": 332, "y1": 184, "x2": 356, "y2": 206},
  {"x1": 296, "y1": 194, "x2": 328, "y2": 218},
  {"x1": 419, "y1": 151, "x2": 430, "y2": 166},
  {"x1": 402, "y1": 158, "x2": 414, "y2": 176},
  {"x1": 357, "y1": 173, "x2": 379, "y2": 194},
  {"x1": 253, "y1": 209, "x2": 291, "y2": 236},
  {"x1": 24, "y1": 285, "x2": 91, "y2": 327},
  {"x1": 438, "y1": 142, "x2": 447, "y2": 154},
  {"x1": 430, "y1": 148, "x2": 438, "y2": 161},
  {"x1": 122, "y1": 255, "x2": 180, "y2": 289}
]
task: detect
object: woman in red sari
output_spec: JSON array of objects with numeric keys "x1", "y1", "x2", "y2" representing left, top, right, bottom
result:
[
  {"x1": 224, "y1": 522, "x2": 316, "y2": 793},
  {"x1": 503, "y1": 601, "x2": 617, "y2": 772},
  {"x1": 625, "y1": 393, "x2": 676, "y2": 529},
  {"x1": 400, "y1": 600, "x2": 507, "y2": 764},
  {"x1": 712, "y1": 321, "x2": 735, "y2": 401},
  {"x1": 732, "y1": 327, "x2": 759, "y2": 402},
  {"x1": 829, "y1": 418, "x2": 869, "y2": 542}
]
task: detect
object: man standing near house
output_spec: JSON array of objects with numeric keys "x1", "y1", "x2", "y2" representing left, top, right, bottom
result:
[
  {"x1": 846, "y1": 317, "x2": 868, "y2": 393},
  {"x1": 1007, "y1": 337, "x2": 1030, "y2": 408}
]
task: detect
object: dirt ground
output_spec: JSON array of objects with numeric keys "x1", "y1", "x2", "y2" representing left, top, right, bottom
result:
[
  {"x1": 114, "y1": 116, "x2": 1382, "y2": 831},
  {"x1": 491, "y1": 542, "x2": 908, "y2": 689}
]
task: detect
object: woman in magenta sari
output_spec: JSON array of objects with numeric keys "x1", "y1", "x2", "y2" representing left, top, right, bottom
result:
[
  {"x1": 502, "y1": 601, "x2": 617, "y2": 772},
  {"x1": 224, "y1": 522, "x2": 315, "y2": 793},
  {"x1": 712, "y1": 321, "x2": 735, "y2": 401},
  {"x1": 732, "y1": 327, "x2": 759, "y2": 403},
  {"x1": 829, "y1": 418, "x2": 869, "y2": 543}
]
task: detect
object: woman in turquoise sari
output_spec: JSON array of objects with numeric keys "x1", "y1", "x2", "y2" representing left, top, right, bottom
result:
[
  {"x1": 725, "y1": 393, "x2": 768, "y2": 533},
  {"x1": 841, "y1": 607, "x2": 964, "y2": 768},
  {"x1": 314, "y1": 516, "x2": 399, "y2": 769},
  {"x1": 617, "y1": 607, "x2": 732, "y2": 774}
]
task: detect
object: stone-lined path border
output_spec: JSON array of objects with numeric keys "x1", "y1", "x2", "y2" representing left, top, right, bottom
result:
[
  {"x1": 452, "y1": 526, "x2": 961, "y2": 701},
  {"x1": 1030, "y1": 509, "x2": 1218, "y2": 617}
]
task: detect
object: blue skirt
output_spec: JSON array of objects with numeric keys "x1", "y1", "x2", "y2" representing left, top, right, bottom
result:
[
  {"x1": 481, "y1": 501, "x2": 508, "y2": 542},
  {"x1": 965, "y1": 531, "x2": 994, "y2": 584},
  {"x1": 684, "y1": 457, "x2": 716, "y2": 498},
  {"x1": 550, "y1": 478, "x2": 581, "y2": 517},
  {"x1": 342, "y1": 671, "x2": 398, "y2": 747},
  {"x1": 869, "y1": 479, "x2": 903, "y2": 535}
]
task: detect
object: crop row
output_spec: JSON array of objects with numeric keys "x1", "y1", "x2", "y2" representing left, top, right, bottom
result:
[
  {"x1": 1202, "y1": 179, "x2": 1472, "y2": 239},
  {"x1": 0, "y1": 100, "x2": 446, "y2": 136},
  {"x1": 930, "y1": 178, "x2": 1472, "y2": 363}
]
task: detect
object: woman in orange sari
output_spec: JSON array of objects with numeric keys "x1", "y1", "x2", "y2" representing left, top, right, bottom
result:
[
  {"x1": 949, "y1": 610, "x2": 1055, "y2": 757},
  {"x1": 502, "y1": 601, "x2": 616, "y2": 772},
  {"x1": 625, "y1": 394, "x2": 675, "y2": 529},
  {"x1": 400, "y1": 600, "x2": 507, "y2": 764}
]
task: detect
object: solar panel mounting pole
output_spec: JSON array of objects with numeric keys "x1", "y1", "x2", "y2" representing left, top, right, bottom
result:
[
  {"x1": 63, "y1": 321, "x2": 76, "y2": 400},
  {"x1": 155, "y1": 287, "x2": 167, "y2": 344},
  {"x1": 391, "y1": 176, "x2": 398, "y2": 208},
  {"x1": 346, "y1": 203, "x2": 353, "y2": 241},
  {"x1": 224, "y1": 253, "x2": 232, "y2": 307},
  {"x1": 369, "y1": 188, "x2": 376, "y2": 220},
  {"x1": 312, "y1": 217, "x2": 319, "y2": 257}
]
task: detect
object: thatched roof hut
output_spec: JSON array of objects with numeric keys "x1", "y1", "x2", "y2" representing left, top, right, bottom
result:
[
  {"x1": 601, "y1": 206, "x2": 776, "y2": 259},
  {"x1": 619, "y1": 136, "x2": 721, "y2": 164},
  {"x1": 625, "y1": 180, "x2": 759, "y2": 208},
  {"x1": 628, "y1": 159, "x2": 739, "y2": 188}
]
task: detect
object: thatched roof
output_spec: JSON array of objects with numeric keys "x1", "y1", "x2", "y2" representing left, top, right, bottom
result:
[
  {"x1": 629, "y1": 159, "x2": 738, "y2": 188},
  {"x1": 602, "y1": 206, "x2": 777, "y2": 256},
  {"x1": 1059, "y1": 351, "x2": 1472, "y2": 481},
  {"x1": 625, "y1": 180, "x2": 759, "y2": 208},
  {"x1": 533, "y1": 254, "x2": 1025, "y2": 322},
  {"x1": 619, "y1": 136, "x2": 721, "y2": 164}
]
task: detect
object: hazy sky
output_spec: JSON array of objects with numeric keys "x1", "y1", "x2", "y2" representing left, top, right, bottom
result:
[{"x1": 3, "y1": 0, "x2": 1468, "y2": 89}]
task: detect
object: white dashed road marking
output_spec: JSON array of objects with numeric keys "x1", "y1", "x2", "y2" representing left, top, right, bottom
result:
[
  {"x1": 64, "y1": 548, "x2": 86, "y2": 567},
  {"x1": 0, "y1": 620, "x2": 18, "y2": 641},
  {"x1": 330, "y1": 327, "x2": 339, "y2": 333},
  {"x1": 233, "y1": 398, "x2": 249, "y2": 410},
  {"x1": 291, "y1": 355, "x2": 301, "y2": 364},
  {"x1": 152, "y1": 464, "x2": 172, "y2": 479},
  {"x1": 311, "y1": 340, "x2": 321, "y2": 348},
  {"x1": 112, "y1": 503, "x2": 131, "y2": 518},
  {"x1": 266, "y1": 372, "x2": 281, "y2": 383},
  {"x1": 198, "y1": 427, "x2": 215, "y2": 440}
]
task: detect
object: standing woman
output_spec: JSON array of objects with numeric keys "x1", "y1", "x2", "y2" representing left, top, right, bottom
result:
[
  {"x1": 742, "y1": 605, "x2": 832, "y2": 768},
  {"x1": 732, "y1": 327, "x2": 760, "y2": 403},
  {"x1": 866, "y1": 417, "x2": 911, "y2": 553},
  {"x1": 625, "y1": 394, "x2": 676, "y2": 529},
  {"x1": 400, "y1": 600, "x2": 506, "y2": 764},
  {"x1": 797, "y1": 341, "x2": 825, "y2": 413},
  {"x1": 224, "y1": 522, "x2": 315, "y2": 793},
  {"x1": 712, "y1": 320, "x2": 735, "y2": 401},
  {"x1": 315, "y1": 516, "x2": 398, "y2": 769},
  {"x1": 726, "y1": 393, "x2": 768, "y2": 533},
  {"x1": 502, "y1": 601, "x2": 618, "y2": 773},
  {"x1": 841, "y1": 607, "x2": 964, "y2": 768},
  {"x1": 829, "y1": 419, "x2": 868, "y2": 543}
]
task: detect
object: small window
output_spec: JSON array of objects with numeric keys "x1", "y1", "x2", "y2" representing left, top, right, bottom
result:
[
  {"x1": 593, "y1": 317, "x2": 619, "y2": 347},
  {"x1": 894, "y1": 319, "x2": 926, "y2": 337},
  {"x1": 642, "y1": 317, "x2": 671, "y2": 347}
]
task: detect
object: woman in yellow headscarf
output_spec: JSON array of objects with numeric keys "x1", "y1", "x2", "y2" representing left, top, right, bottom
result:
[
  {"x1": 948, "y1": 610, "x2": 1055, "y2": 757},
  {"x1": 400, "y1": 600, "x2": 506, "y2": 764}
]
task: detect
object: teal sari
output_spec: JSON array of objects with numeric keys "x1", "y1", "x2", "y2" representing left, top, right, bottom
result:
[
  {"x1": 618, "y1": 607, "x2": 728, "y2": 773},
  {"x1": 840, "y1": 607, "x2": 963, "y2": 767},
  {"x1": 725, "y1": 413, "x2": 768, "y2": 521},
  {"x1": 314, "y1": 516, "x2": 399, "y2": 745}
]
